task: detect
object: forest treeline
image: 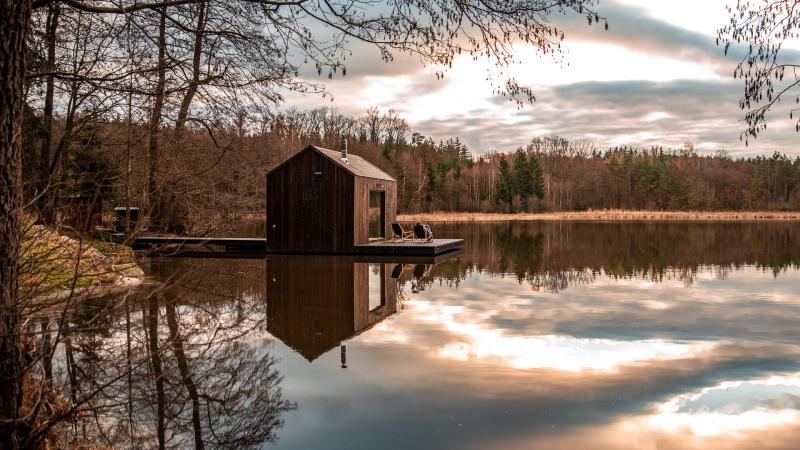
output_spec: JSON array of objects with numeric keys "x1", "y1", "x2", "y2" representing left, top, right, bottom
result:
[{"x1": 25, "y1": 106, "x2": 800, "y2": 231}]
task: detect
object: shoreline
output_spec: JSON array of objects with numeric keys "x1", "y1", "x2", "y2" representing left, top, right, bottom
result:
[
  {"x1": 23, "y1": 224, "x2": 150, "y2": 305},
  {"x1": 397, "y1": 210, "x2": 800, "y2": 222},
  {"x1": 31, "y1": 274, "x2": 151, "y2": 305}
]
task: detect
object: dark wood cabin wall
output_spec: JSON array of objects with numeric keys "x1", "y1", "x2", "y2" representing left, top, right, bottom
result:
[
  {"x1": 353, "y1": 178, "x2": 397, "y2": 246},
  {"x1": 380, "y1": 262, "x2": 398, "y2": 318},
  {"x1": 266, "y1": 150, "x2": 354, "y2": 252},
  {"x1": 353, "y1": 262, "x2": 368, "y2": 329},
  {"x1": 265, "y1": 256, "x2": 356, "y2": 361},
  {"x1": 353, "y1": 262, "x2": 398, "y2": 334},
  {"x1": 265, "y1": 256, "x2": 399, "y2": 360},
  {"x1": 265, "y1": 165, "x2": 288, "y2": 251}
]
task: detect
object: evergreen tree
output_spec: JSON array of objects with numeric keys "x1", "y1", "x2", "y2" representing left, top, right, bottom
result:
[
  {"x1": 425, "y1": 165, "x2": 439, "y2": 209},
  {"x1": 67, "y1": 125, "x2": 119, "y2": 200},
  {"x1": 513, "y1": 149, "x2": 535, "y2": 209},
  {"x1": 513, "y1": 150, "x2": 530, "y2": 197},
  {"x1": 497, "y1": 156, "x2": 513, "y2": 205}
]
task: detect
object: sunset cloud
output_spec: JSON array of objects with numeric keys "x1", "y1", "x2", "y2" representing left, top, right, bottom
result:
[
  {"x1": 273, "y1": 266, "x2": 800, "y2": 450},
  {"x1": 285, "y1": 0, "x2": 800, "y2": 156}
]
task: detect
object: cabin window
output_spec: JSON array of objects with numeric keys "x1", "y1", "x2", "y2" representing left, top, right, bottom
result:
[
  {"x1": 368, "y1": 264, "x2": 385, "y2": 311},
  {"x1": 368, "y1": 190, "x2": 385, "y2": 239}
]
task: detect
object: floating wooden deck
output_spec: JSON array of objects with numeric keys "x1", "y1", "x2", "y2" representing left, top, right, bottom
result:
[
  {"x1": 354, "y1": 239, "x2": 463, "y2": 256},
  {"x1": 354, "y1": 249, "x2": 463, "y2": 264},
  {"x1": 131, "y1": 236, "x2": 266, "y2": 252},
  {"x1": 131, "y1": 236, "x2": 463, "y2": 257}
]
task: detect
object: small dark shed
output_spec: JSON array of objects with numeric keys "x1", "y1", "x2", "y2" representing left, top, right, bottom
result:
[{"x1": 265, "y1": 144, "x2": 397, "y2": 253}]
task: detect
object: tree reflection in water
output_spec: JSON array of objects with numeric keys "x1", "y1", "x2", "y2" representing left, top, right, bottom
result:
[
  {"x1": 21, "y1": 222, "x2": 800, "y2": 448},
  {"x1": 425, "y1": 221, "x2": 800, "y2": 292},
  {"x1": 32, "y1": 257, "x2": 294, "y2": 449}
]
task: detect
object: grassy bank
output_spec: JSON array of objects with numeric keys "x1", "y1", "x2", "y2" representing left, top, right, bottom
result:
[
  {"x1": 20, "y1": 223, "x2": 140, "y2": 298},
  {"x1": 398, "y1": 210, "x2": 800, "y2": 222}
]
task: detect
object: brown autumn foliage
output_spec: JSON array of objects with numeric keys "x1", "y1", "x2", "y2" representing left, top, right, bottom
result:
[{"x1": 22, "y1": 109, "x2": 799, "y2": 237}]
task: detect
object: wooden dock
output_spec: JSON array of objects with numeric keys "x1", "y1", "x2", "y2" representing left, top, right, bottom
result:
[
  {"x1": 131, "y1": 236, "x2": 463, "y2": 257},
  {"x1": 353, "y1": 239, "x2": 463, "y2": 256},
  {"x1": 354, "y1": 249, "x2": 463, "y2": 264},
  {"x1": 131, "y1": 236, "x2": 266, "y2": 252}
]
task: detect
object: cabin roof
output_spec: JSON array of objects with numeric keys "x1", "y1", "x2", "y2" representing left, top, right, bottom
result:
[
  {"x1": 270, "y1": 316, "x2": 388, "y2": 362},
  {"x1": 268, "y1": 144, "x2": 396, "y2": 182},
  {"x1": 313, "y1": 146, "x2": 396, "y2": 182}
]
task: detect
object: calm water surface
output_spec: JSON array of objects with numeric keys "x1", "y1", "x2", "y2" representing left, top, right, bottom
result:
[{"x1": 78, "y1": 222, "x2": 800, "y2": 449}]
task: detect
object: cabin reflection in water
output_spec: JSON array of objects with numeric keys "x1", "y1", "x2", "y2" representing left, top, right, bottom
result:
[{"x1": 266, "y1": 256, "x2": 401, "y2": 362}]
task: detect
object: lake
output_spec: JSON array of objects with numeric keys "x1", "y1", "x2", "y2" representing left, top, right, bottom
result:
[{"x1": 62, "y1": 221, "x2": 800, "y2": 449}]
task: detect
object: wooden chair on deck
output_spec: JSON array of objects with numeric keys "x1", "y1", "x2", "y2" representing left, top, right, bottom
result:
[
  {"x1": 391, "y1": 223, "x2": 414, "y2": 241},
  {"x1": 412, "y1": 223, "x2": 434, "y2": 242}
]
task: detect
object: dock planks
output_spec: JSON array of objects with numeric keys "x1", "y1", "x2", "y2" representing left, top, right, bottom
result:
[
  {"x1": 131, "y1": 236, "x2": 266, "y2": 252},
  {"x1": 131, "y1": 236, "x2": 463, "y2": 257},
  {"x1": 353, "y1": 239, "x2": 463, "y2": 256}
]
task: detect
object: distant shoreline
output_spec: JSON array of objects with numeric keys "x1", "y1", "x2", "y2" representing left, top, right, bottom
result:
[{"x1": 397, "y1": 210, "x2": 800, "y2": 222}]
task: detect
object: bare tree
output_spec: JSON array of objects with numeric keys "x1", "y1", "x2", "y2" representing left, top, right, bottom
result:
[
  {"x1": 0, "y1": 1, "x2": 33, "y2": 446},
  {"x1": 718, "y1": 0, "x2": 800, "y2": 143},
  {"x1": 35, "y1": 3, "x2": 60, "y2": 223},
  {"x1": 2, "y1": 1, "x2": 606, "y2": 446}
]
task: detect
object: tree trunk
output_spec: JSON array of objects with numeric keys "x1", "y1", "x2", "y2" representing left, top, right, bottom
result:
[
  {"x1": 48, "y1": 90, "x2": 74, "y2": 190},
  {"x1": 37, "y1": 3, "x2": 59, "y2": 225},
  {"x1": 0, "y1": 0, "x2": 32, "y2": 446},
  {"x1": 147, "y1": 11, "x2": 167, "y2": 230},
  {"x1": 40, "y1": 319, "x2": 52, "y2": 385},
  {"x1": 175, "y1": 1, "x2": 206, "y2": 133},
  {"x1": 165, "y1": 301, "x2": 204, "y2": 450},
  {"x1": 147, "y1": 295, "x2": 166, "y2": 450},
  {"x1": 65, "y1": 334, "x2": 78, "y2": 405}
]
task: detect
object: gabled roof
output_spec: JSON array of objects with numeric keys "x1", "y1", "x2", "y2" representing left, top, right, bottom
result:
[
  {"x1": 269, "y1": 309, "x2": 394, "y2": 362},
  {"x1": 268, "y1": 144, "x2": 396, "y2": 182},
  {"x1": 314, "y1": 146, "x2": 396, "y2": 182}
]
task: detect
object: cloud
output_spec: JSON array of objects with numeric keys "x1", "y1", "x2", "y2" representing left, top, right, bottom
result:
[
  {"x1": 272, "y1": 265, "x2": 800, "y2": 450},
  {"x1": 280, "y1": 0, "x2": 800, "y2": 155},
  {"x1": 556, "y1": 1, "x2": 726, "y2": 68},
  {"x1": 392, "y1": 78, "x2": 798, "y2": 154}
]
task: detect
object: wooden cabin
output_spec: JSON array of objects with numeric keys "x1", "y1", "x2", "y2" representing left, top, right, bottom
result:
[
  {"x1": 266, "y1": 255, "x2": 398, "y2": 362},
  {"x1": 265, "y1": 144, "x2": 397, "y2": 253}
]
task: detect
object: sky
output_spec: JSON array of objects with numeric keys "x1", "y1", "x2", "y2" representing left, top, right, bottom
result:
[{"x1": 285, "y1": 0, "x2": 800, "y2": 156}]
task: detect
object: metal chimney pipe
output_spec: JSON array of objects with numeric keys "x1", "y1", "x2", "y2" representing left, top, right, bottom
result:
[{"x1": 340, "y1": 137, "x2": 348, "y2": 161}]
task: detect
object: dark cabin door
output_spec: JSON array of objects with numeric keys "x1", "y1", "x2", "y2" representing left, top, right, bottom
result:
[{"x1": 368, "y1": 190, "x2": 385, "y2": 240}]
